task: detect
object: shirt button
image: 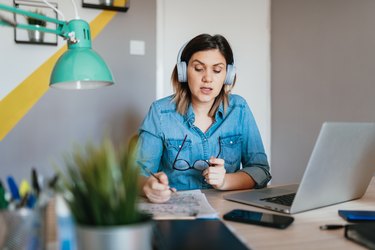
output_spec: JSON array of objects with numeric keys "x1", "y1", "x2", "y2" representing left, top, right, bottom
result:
[{"x1": 204, "y1": 138, "x2": 207, "y2": 141}]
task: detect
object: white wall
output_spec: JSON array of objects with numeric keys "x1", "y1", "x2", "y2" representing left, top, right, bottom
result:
[{"x1": 157, "y1": 0, "x2": 271, "y2": 157}]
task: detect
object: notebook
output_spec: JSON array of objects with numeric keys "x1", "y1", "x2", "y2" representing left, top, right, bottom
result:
[
  {"x1": 224, "y1": 122, "x2": 375, "y2": 214},
  {"x1": 345, "y1": 223, "x2": 375, "y2": 249},
  {"x1": 153, "y1": 219, "x2": 249, "y2": 250}
]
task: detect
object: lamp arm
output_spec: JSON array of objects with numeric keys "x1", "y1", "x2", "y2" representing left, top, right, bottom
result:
[
  {"x1": 15, "y1": 23, "x2": 68, "y2": 36},
  {"x1": 0, "y1": 3, "x2": 70, "y2": 39}
]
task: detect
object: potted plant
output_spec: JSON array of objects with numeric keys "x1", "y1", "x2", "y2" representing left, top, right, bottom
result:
[
  {"x1": 26, "y1": 10, "x2": 47, "y2": 42},
  {"x1": 55, "y1": 137, "x2": 153, "y2": 250}
]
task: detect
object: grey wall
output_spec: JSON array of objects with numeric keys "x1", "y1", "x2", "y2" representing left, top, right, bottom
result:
[
  {"x1": 271, "y1": 0, "x2": 375, "y2": 184},
  {"x1": 0, "y1": 0, "x2": 156, "y2": 182}
]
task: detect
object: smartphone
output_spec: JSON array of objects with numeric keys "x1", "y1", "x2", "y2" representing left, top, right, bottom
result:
[
  {"x1": 339, "y1": 210, "x2": 375, "y2": 222},
  {"x1": 223, "y1": 209, "x2": 294, "y2": 229}
]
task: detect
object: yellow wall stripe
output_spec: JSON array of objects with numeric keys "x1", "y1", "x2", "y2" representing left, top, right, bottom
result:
[{"x1": 0, "y1": 11, "x2": 117, "y2": 141}]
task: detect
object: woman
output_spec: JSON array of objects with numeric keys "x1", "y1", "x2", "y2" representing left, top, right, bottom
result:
[{"x1": 136, "y1": 34, "x2": 271, "y2": 203}]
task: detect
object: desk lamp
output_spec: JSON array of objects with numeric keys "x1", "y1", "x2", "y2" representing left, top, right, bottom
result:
[{"x1": 0, "y1": 1, "x2": 114, "y2": 90}]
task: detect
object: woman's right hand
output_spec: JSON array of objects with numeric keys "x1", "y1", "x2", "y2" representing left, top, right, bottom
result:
[{"x1": 143, "y1": 172, "x2": 175, "y2": 203}]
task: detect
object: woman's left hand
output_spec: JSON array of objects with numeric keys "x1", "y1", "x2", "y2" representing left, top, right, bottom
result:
[{"x1": 202, "y1": 157, "x2": 226, "y2": 189}]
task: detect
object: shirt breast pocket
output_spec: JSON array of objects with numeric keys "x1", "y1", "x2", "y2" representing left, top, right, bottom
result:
[
  {"x1": 221, "y1": 135, "x2": 242, "y2": 170},
  {"x1": 165, "y1": 138, "x2": 192, "y2": 166}
]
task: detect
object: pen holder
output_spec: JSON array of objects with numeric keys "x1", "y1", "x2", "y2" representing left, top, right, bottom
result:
[{"x1": 0, "y1": 206, "x2": 47, "y2": 250}]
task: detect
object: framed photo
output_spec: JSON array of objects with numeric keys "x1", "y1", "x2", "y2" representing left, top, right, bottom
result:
[
  {"x1": 82, "y1": 0, "x2": 130, "y2": 12},
  {"x1": 13, "y1": 0, "x2": 58, "y2": 46}
]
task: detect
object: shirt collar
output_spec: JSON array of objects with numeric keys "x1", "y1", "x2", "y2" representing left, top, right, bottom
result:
[
  {"x1": 185, "y1": 104, "x2": 195, "y2": 126},
  {"x1": 216, "y1": 102, "x2": 225, "y2": 120},
  {"x1": 184, "y1": 100, "x2": 226, "y2": 125}
]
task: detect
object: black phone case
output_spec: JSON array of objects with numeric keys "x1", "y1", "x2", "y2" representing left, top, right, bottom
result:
[{"x1": 223, "y1": 209, "x2": 294, "y2": 229}]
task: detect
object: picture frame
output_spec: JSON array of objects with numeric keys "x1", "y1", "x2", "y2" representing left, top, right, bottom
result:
[{"x1": 13, "y1": 0, "x2": 58, "y2": 46}]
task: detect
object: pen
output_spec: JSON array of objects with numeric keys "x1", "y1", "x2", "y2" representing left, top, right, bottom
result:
[
  {"x1": 19, "y1": 179, "x2": 31, "y2": 198},
  {"x1": 7, "y1": 176, "x2": 20, "y2": 201},
  {"x1": 0, "y1": 180, "x2": 9, "y2": 209},
  {"x1": 31, "y1": 168, "x2": 41, "y2": 197},
  {"x1": 142, "y1": 167, "x2": 175, "y2": 192},
  {"x1": 319, "y1": 224, "x2": 346, "y2": 230},
  {"x1": 26, "y1": 193, "x2": 37, "y2": 208},
  {"x1": 16, "y1": 192, "x2": 29, "y2": 208},
  {"x1": 48, "y1": 174, "x2": 59, "y2": 189}
]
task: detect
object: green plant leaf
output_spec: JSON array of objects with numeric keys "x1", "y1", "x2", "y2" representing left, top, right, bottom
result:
[
  {"x1": 55, "y1": 137, "x2": 142, "y2": 226},
  {"x1": 26, "y1": 9, "x2": 47, "y2": 27}
]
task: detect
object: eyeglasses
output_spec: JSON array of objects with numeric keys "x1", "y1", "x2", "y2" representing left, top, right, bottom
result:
[{"x1": 172, "y1": 135, "x2": 221, "y2": 171}]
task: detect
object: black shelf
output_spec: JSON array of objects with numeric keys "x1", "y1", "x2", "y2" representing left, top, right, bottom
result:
[
  {"x1": 82, "y1": 3, "x2": 129, "y2": 12},
  {"x1": 14, "y1": 40, "x2": 58, "y2": 46}
]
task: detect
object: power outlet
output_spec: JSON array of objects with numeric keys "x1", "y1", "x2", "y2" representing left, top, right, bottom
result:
[{"x1": 130, "y1": 40, "x2": 145, "y2": 55}]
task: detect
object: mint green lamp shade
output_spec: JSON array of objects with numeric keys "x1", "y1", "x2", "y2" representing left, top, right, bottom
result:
[
  {"x1": 0, "y1": 5, "x2": 114, "y2": 90},
  {"x1": 49, "y1": 19, "x2": 114, "y2": 90},
  {"x1": 50, "y1": 48, "x2": 114, "y2": 90}
]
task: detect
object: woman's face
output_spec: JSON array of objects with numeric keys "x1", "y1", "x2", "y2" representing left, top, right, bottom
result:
[{"x1": 187, "y1": 49, "x2": 227, "y2": 106}]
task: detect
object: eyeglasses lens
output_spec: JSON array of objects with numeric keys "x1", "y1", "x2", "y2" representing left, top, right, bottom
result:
[
  {"x1": 193, "y1": 160, "x2": 209, "y2": 171},
  {"x1": 174, "y1": 160, "x2": 190, "y2": 170},
  {"x1": 174, "y1": 159, "x2": 210, "y2": 171}
]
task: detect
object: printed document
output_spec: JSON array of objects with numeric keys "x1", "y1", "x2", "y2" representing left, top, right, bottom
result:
[{"x1": 138, "y1": 189, "x2": 218, "y2": 219}]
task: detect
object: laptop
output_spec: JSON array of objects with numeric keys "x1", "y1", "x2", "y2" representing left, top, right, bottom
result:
[{"x1": 224, "y1": 122, "x2": 375, "y2": 214}]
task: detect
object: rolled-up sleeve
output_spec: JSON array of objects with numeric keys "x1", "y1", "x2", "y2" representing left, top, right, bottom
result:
[
  {"x1": 240, "y1": 153, "x2": 271, "y2": 188},
  {"x1": 239, "y1": 101, "x2": 272, "y2": 188}
]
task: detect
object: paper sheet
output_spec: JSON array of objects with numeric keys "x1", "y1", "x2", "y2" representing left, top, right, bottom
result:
[{"x1": 138, "y1": 190, "x2": 218, "y2": 220}]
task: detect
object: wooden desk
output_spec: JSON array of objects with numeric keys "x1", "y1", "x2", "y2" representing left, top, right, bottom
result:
[
  {"x1": 203, "y1": 178, "x2": 375, "y2": 250},
  {"x1": 44, "y1": 178, "x2": 374, "y2": 250}
]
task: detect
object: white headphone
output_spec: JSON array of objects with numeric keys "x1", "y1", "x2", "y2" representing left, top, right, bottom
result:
[{"x1": 176, "y1": 43, "x2": 236, "y2": 84}]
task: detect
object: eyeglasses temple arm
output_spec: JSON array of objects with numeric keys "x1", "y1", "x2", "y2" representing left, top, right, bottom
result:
[
  {"x1": 172, "y1": 134, "x2": 188, "y2": 166},
  {"x1": 216, "y1": 136, "x2": 222, "y2": 158}
]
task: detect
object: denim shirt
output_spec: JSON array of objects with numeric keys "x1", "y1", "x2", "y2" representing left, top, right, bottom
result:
[{"x1": 136, "y1": 94, "x2": 271, "y2": 191}]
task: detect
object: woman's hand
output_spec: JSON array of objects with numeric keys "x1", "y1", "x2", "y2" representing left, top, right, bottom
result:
[
  {"x1": 142, "y1": 172, "x2": 175, "y2": 203},
  {"x1": 202, "y1": 157, "x2": 226, "y2": 189}
]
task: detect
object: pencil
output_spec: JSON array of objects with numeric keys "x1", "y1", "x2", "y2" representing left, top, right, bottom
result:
[{"x1": 143, "y1": 167, "x2": 175, "y2": 192}]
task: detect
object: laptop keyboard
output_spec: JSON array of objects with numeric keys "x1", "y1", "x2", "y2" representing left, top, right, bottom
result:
[{"x1": 261, "y1": 193, "x2": 296, "y2": 206}]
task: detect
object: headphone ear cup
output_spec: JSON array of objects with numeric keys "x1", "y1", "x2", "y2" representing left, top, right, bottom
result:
[
  {"x1": 177, "y1": 61, "x2": 187, "y2": 82},
  {"x1": 176, "y1": 42, "x2": 188, "y2": 83},
  {"x1": 224, "y1": 64, "x2": 236, "y2": 85}
]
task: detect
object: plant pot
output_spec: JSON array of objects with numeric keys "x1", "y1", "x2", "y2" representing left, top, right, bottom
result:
[
  {"x1": 27, "y1": 26, "x2": 45, "y2": 43},
  {"x1": 76, "y1": 219, "x2": 154, "y2": 250},
  {"x1": 99, "y1": 0, "x2": 114, "y2": 6}
]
